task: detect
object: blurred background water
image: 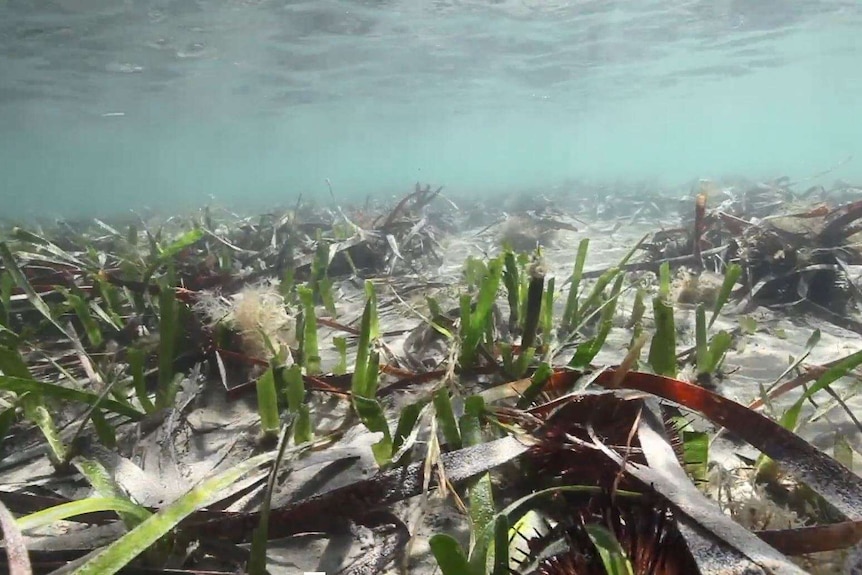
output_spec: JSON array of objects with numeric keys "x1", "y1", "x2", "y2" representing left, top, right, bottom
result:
[{"x1": 1, "y1": 0, "x2": 860, "y2": 218}]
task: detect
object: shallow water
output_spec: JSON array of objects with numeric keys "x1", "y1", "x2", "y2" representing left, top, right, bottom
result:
[{"x1": 2, "y1": 1, "x2": 862, "y2": 217}]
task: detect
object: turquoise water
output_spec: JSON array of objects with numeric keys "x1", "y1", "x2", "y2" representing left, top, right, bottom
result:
[{"x1": 1, "y1": 1, "x2": 861, "y2": 218}]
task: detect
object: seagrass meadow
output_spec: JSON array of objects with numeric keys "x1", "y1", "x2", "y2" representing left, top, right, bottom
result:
[{"x1": 2, "y1": 178, "x2": 862, "y2": 574}]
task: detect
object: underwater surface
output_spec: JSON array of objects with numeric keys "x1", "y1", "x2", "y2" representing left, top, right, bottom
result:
[{"x1": 1, "y1": 0, "x2": 861, "y2": 218}]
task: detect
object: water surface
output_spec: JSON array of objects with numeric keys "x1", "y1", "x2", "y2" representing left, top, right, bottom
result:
[{"x1": 1, "y1": 0, "x2": 861, "y2": 217}]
